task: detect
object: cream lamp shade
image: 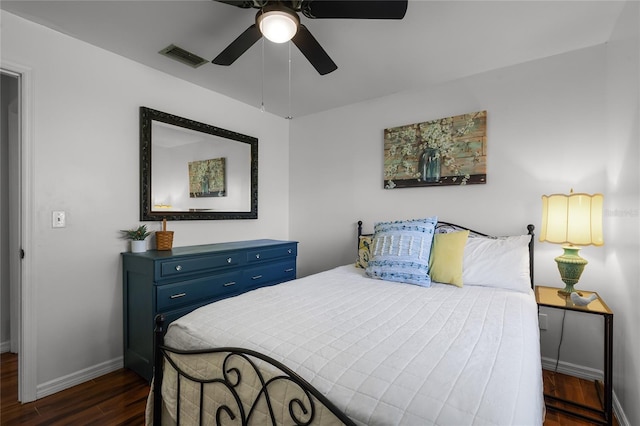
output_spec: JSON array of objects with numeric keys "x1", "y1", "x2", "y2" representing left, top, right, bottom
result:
[
  {"x1": 539, "y1": 191, "x2": 604, "y2": 295},
  {"x1": 540, "y1": 192, "x2": 604, "y2": 246},
  {"x1": 257, "y1": 8, "x2": 299, "y2": 43}
]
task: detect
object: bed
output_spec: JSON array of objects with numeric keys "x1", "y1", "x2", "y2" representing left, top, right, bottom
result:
[{"x1": 147, "y1": 219, "x2": 544, "y2": 425}]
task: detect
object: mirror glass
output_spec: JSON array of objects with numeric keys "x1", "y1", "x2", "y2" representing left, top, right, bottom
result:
[{"x1": 140, "y1": 107, "x2": 258, "y2": 220}]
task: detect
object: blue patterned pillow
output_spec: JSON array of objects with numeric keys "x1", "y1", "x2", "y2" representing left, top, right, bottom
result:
[{"x1": 365, "y1": 217, "x2": 438, "y2": 287}]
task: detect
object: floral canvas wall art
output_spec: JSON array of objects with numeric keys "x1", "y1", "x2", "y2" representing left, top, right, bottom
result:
[
  {"x1": 188, "y1": 157, "x2": 226, "y2": 197},
  {"x1": 384, "y1": 111, "x2": 487, "y2": 189}
]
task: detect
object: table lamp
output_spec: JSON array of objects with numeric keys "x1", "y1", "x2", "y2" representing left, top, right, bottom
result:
[{"x1": 539, "y1": 190, "x2": 604, "y2": 295}]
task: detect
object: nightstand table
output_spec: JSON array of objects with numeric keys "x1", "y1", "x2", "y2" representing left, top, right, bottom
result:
[{"x1": 535, "y1": 286, "x2": 613, "y2": 426}]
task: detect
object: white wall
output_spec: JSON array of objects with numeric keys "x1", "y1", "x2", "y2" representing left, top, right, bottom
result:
[
  {"x1": 1, "y1": 10, "x2": 290, "y2": 392},
  {"x1": 602, "y1": 2, "x2": 640, "y2": 425},
  {"x1": 290, "y1": 45, "x2": 609, "y2": 275},
  {"x1": 289, "y1": 7, "x2": 639, "y2": 424}
]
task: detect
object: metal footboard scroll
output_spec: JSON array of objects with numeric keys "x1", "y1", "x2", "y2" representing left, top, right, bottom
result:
[{"x1": 153, "y1": 315, "x2": 356, "y2": 426}]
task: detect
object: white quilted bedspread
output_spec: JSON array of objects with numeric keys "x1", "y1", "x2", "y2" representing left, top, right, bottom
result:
[{"x1": 162, "y1": 265, "x2": 544, "y2": 426}]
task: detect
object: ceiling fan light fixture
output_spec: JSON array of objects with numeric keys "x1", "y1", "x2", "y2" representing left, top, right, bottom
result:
[{"x1": 257, "y1": 8, "x2": 299, "y2": 43}]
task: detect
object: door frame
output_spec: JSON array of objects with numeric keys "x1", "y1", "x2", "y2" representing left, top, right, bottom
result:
[
  {"x1": 3, "y1": 70, "x2": 20, "y2": 354},
  {"x1": 1, "y1": 61, "x2": 36, "y2": 403}
]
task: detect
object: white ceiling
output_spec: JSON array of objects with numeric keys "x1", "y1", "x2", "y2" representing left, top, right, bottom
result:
[{"x1": 1, "y1": 1, "x2": 626, "y2": 118}]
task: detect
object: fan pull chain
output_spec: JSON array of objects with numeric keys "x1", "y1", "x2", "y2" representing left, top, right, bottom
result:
[
  {"x1": 286, "y1": 41, "x2": 292, "y2": 120},
  {"x1": 260, "y1": 37, "x2": 265, "y2": 113}
]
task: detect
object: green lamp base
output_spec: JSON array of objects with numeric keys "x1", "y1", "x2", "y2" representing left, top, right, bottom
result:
[{"x1": 555, "y1": 245, "x2": 588, "y2": 295}]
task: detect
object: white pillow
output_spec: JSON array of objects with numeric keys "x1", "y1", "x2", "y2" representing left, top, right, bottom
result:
[{"x1": 462, "y1": 235, "x2": 532, "y2": 292}]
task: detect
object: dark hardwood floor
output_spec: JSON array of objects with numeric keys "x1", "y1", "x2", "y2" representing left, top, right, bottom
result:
[
  {"x1": 1, "y1": 352, "x2": 618, "y2": 425},
  {"x1": 1, "y1": 353, "x2": 149, "y2": 425},
  {"x1": 543, "y1": 369, "x2": 619, "y2": 426}
]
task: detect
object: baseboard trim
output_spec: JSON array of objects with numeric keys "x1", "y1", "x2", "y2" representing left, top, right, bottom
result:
[
  {"x1": 541, "y1": 356, "x2": 603, "y2": 380},
  {"x1": 36, "y1": 356, "x2": 124, "y2": 400},
  {"x1": 542, "y1": 357, "x2": 629, "y2": 426},
  {"x1": 0, "y1": 340, "x2": 10, "y2": 353}
]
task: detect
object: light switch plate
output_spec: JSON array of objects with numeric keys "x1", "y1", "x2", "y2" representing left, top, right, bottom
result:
[{"x1": 52, "y1": 211, "x2": 66, "y2": 228}]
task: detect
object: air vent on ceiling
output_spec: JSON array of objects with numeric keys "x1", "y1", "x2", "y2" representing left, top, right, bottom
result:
[{"x1": 159, "y1": 44, "x2": 208, "y2": 68}]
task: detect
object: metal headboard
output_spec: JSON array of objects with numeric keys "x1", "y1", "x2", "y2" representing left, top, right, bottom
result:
[{"x1": 357, "y1": 220, "x2": 535, "y2": 289}]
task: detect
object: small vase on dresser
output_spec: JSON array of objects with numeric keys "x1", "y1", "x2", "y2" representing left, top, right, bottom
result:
[{"x1": 130, "y1": 240, "x2": 146, "y2": 253}]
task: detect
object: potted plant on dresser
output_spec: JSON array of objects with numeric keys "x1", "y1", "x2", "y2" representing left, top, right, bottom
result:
[{"x1": 121, "y1": 224, "x2": 152, "y2": 253}]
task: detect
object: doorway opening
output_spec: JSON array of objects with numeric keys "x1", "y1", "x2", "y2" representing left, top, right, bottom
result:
[
  {"x1": 1, "y1": 71, "x2": 20, "y2": 354},
  {"x1": 1, "y1": 64, "x2": 36, "y2": 403}
]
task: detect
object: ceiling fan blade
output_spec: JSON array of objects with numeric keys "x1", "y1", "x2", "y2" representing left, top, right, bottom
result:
[
  {"x1": 302, "y1": 0, "x2": 408, "y2": 19},
  {"x1": 292, "y1": 25, "x2": 337, "y2": 75},
  {"x1": 213, "y1": 0, "x2": 256, "y2": 8},
  {"x1": 212, "y1": 24, "x2": 262, "y2": 66}
]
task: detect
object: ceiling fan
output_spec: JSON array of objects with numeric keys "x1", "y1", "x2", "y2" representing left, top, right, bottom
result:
[{"x1": 212, "y1": 0, "x2": 408, "y2": 75}]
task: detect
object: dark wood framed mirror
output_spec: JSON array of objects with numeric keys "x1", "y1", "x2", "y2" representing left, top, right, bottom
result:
[{"x1": 140, "y1": 107, "x2": 258, "y2": 220}]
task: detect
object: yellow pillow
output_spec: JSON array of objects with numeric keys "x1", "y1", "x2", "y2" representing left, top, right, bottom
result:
[
  {"x1": 355, "y1": 235, "x2": 373, "y2": 268},
  {"x1": 429, "y1": 230, "x2": 470, "y2": 287}
]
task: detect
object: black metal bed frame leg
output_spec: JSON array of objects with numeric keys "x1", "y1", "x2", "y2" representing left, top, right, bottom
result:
[
  {"x1": 153, "y1": 314, "x2": 165, "y2": 426},
  {"x1": 604, "y1": 314, "x2": 613, "y2": 426}
]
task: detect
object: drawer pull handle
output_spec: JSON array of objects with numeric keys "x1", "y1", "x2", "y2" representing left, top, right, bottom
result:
[
  {"x1": 227, "y1": 258, "x2": 232, "y2": 263},
  {"x1": 255, "y1": 254, "x2": 260, "y2": 259},
  {"x1": 170, "y1": 292, "x2": 186, "y2": 299},
  {"x1": 175, "y1": 265, "x2": 182, "y2": 271},
  {"x1": 285, "y1": 268, "x2": 294, "y2": 272},
  {"x1": 288, "y1": 249, "x2": 292, "y2": 254},
  {"x1": 223, "y1": 281, "x2": 236, "y2": 287},
  {"x1": 252, "y1": 275, "x2": 263, "y2": 280}
]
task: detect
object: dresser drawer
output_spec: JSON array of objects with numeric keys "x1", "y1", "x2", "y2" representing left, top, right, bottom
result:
[
  {"x1": 157, "y1": 271, "x2": 242, "y2": 311},
  {"x1": 160, "y1": 253, "x2": 240, "y2": 278},
  {"x1": 244, "y1": 260, "x2": 296, "y2": 289},
  {"x1": 246, "y1": 244, "x2": 297, "y2": 263}
]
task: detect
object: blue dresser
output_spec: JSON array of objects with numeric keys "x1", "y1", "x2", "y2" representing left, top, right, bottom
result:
[{"x1": 122, "y1": 239, "x2": 298, "y2": 381}]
